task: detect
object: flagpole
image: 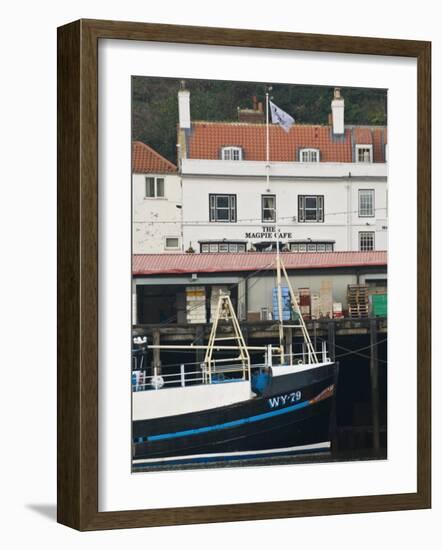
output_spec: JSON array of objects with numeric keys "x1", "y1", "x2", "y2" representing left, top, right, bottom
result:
[
  {"x1": 266, "y1": 90, "x2": 284, "y2": 363},
  {"x1": 265, "y1": 91, "x2": 270, "y2": 192}
]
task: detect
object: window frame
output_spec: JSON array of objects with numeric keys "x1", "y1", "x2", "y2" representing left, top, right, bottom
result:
[
  {"x1": 144, "y1": 176, "x2": 165, "y2": 198},
  {"x1": 261, "y1": 194, "x2": 276, "y2": 223},
  {"x1": 298, "y1": 195, "x2": 324, "y2": 223},
  {"x1": 199, "y1": 241, "x2": 246, "y2": 253},
  {"x1": 355, "y1": 144, "x2": 373, "y2": 163},
  {"x1": 221, "y1": 146, "x2": 243, "y2": 161},
  {"x1": 358, "y1": 189, "x2": 375, "y2": 218},
  {"x1": 359, "y1": 231, "x2": 375, "y2": 251},
  {"x1": 164, "y1": 236, "x2": 180, "y2": 250},
  {"x1": 289, "y1": 242, "x2": 334, "y2": 252},
  {"x1": 299, "y1": 148, "x2": 320, "y2": 162},
  {"x1": 209, "y1": 194, "x2": 237, "y2": 223}
]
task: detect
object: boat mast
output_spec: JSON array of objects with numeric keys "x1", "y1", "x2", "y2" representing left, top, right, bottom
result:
[
  {"x1": 266, "y1": 89, "x2": 285, "y2": 363},
  {"x1": 275, "y1": 233, "x2": 285, "y2": 363},
  {"x1": 279, "y1": 260, "x2": 319, "y2": 364},
  {"x1": 204, "y1": 293, "x2": 251, "y2": 384}
]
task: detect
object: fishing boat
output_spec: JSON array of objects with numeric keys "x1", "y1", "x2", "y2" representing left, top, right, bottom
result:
[{"x1": 131, "y1": 250, "x2": 339, "y2": 468}]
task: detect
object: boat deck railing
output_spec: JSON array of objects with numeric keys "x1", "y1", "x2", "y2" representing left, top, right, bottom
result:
[
  {"x1": 132, "y1": 362, "x2": 248, "y2": 392},
  {"x1": 132, "y1": 340, "x2": 331, "y2": 392}
]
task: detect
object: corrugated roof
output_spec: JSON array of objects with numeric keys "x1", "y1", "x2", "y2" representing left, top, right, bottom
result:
[
  {"x1": 187, "y1": 122, "x2": 387, "y2": 163},
  {"x1": 132, "y1": 141, "x2": 177, "y2": 174},
  {"x1": 133, "y1": 251, "x2": 387, "y2": 276}
]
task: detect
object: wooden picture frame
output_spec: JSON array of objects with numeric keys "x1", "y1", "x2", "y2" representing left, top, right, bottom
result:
[{"x1": 57, "y1": 19, "x2": 431, "y2": 531}]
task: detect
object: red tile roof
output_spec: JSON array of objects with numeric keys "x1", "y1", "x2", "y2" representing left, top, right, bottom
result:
[
  {"x1": 353, "y1": 127, "x2": 373, "y2": 144},
  {"x1": 133, "y1": 251, "x2": 387, "y2": 276},
  {"x1": 132, "y1": 141, "x2": 177, "y2": 174},
  {"x1": 372, "y1": 127, "x2": 386, "y2": 162},
  {"x1": 187, "y1": 122, "x2": 387, "y2": 163}
]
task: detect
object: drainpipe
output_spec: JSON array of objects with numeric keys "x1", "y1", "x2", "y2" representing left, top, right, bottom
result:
[
  {"x1": 180, "y1": 177, "x2": 184, "y2": 251},
  {"x1": 347, "y1": 172, "x2": 352, "y2": 250},
  {"x1": 244, "y1": 277, "x2": 249, "y2": 321},
  {"x1": 176, "y1": 143, "x2": 184, "y2": 252}
]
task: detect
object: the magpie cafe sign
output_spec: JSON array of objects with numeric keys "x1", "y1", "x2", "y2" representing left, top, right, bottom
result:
[{"x1": 244, "y1": 226, "x2": 293, "y2": 239}]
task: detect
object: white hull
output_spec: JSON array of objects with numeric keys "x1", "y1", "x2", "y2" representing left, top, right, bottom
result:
[{"x1": 133, "y1": 379, "x2": 254, "y2": 420}]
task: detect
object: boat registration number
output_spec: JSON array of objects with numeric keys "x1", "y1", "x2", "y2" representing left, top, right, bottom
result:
[{"x1": 268, "y1": 391, "x2": 302, "y2": 409}]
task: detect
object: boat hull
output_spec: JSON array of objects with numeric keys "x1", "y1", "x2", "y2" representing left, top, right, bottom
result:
[{"x1": 133, "y1": 362, "x2": 338, "y2": 465}]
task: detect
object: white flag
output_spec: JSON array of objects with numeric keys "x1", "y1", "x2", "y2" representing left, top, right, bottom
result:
[{"x1": 269, "y1": 100, "x2": 294, "y2": 133}]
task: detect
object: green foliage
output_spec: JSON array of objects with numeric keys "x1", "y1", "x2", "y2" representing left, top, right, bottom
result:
[{"x1": 132, "y1": 76, "x2": 387, "y2": 164}]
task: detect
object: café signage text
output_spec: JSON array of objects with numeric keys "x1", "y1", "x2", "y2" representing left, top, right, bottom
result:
[{"x1": 244, "y1": 226, "x2": 293, "y2": 239}]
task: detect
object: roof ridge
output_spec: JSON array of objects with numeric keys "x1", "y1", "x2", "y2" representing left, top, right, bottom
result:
[
  {"x1": 192, "y1": 121, "x2": 329, "y2": 127},
  {"x1": 191, "y1": 121, "x2": 387, "y2": 129}
]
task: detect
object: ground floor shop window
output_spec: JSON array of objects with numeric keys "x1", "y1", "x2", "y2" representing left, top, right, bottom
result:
[
  {"x1": 200, "y1": 241, "x2": 247, "y2": 253},
  {"x1": 289, "y1": 241, "x2": 334, "y2": 252}
]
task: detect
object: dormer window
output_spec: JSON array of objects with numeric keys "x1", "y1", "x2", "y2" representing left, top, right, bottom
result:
[
  {"x1": 355, "y1": 144, "x2": 373, "y2": 163},
  {"x1": 299, "y1": 148, "x2": 320, "y2": 162},
  {"x1": 221, "y1": 146, "x2": 243, "y2": 161}
]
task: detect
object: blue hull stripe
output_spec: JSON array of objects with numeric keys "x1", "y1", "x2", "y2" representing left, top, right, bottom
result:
[{"x1": 147, "y1": 399, "x2": 311, "y2": 442}]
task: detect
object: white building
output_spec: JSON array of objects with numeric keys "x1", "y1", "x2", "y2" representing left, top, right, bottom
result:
[
  {"x1": 177, "y1": 88, "x2": 388, "y2": 254},
  {"x1": 132, "y1": 141, "x2": 182, "y2": 253}
]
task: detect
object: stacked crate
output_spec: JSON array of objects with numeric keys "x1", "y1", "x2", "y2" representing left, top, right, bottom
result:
[
  {"x1": 333, "y1": 302, "x2": 343, "y2": 318},
  {"x1": 347, "y1": 284, "x2": 369, "y2": 318},
  {"x1": 311, "y1": 293, "x2": 320, "y2": 320},
  {"x1": 298, "y1": 288, "x2": 311, "y2": 320},
  {"x1": 272, "y1": 287, "x2": 291, "y2": 321},
  {"x1": 319, "y1": 280, "x2": 333, "y2": 319},
  {"x1": 186, "y1": 286, "x2": 207, "y2": 324},
  {"x1": 210, "y1": 286, "x2": 230, "y2": 322}
]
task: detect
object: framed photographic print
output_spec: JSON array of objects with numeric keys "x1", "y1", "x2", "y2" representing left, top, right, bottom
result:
[{"x1": 57, "y1": 19, "x2": 431, "y2": 530}]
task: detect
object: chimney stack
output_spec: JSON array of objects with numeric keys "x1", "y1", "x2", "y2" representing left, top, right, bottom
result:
[
  {"x1": 178, "y1": 80, "x2": 191, "y2": 129},
  {"x1": 331, "y1": 87, "x2": 344, "y2": 135},
  {"x1": 237, "y1": 96, "x2": 265, "y2": 123}
]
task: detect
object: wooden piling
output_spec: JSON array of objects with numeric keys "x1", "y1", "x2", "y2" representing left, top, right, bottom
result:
[
  {"x1": 327, "y1": 320, "x2": 336, "y2": 362},
  {"x1": 370, "y1": 318, "x2": 380, "y2": 452},
  {"x1": 151, "y1": 329, "x2": 161, "y2": 375},
  {"x1": 284, "y1": 326, "x2": 293, "y2": 365},
  {"x1": 195, "y1": 325, "x2": 205, "y2": 366}
]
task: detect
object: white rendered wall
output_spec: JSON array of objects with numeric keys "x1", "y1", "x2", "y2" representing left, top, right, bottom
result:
[
  {"x1": 181, "y1": 164, "x2": 387, "y2": 252},
  {"x1": 132, "y1": 172, "x2": 182, "y2": 253}
]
